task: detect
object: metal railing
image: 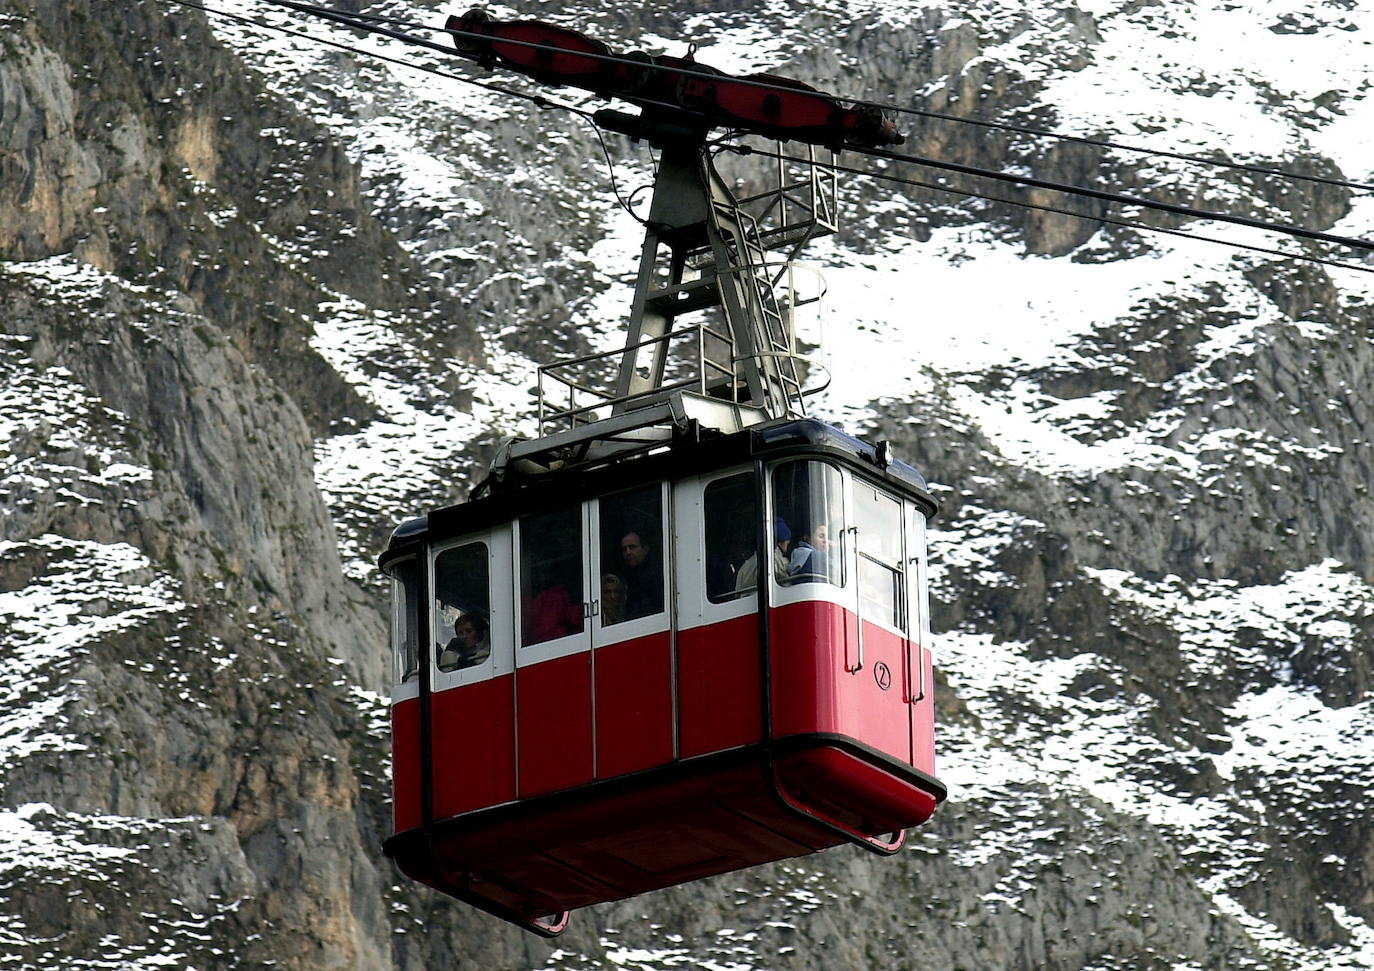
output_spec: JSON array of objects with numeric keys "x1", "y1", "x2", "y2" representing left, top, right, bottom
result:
[
  {"x1": 713, "y1": 144, "x2": 839, "y2": 279},
  {"x1": 536, "y1": 322, "x2": 740, "y2": 434}
]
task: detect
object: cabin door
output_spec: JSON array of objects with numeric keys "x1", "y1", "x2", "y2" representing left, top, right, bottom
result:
[
  {"x1": 514, "y1": 483, "x2": 676, "y2": 797},
  {"x1": 515, "y1": 503, "x2": 594, "y2": 798},
  {"x1": 590, "y1": 482, "x2": 673, "y2": 778}
]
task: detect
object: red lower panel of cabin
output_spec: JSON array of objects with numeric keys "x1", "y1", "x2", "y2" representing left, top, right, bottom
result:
[
  {"x1": 594, "y1": 631, "x2": 673, "y2": 779},
  {"x1": 677, "y1": 613, "x2": 762, "y2": 758},
  {"x1": 774, "y1": 745, "x2": 939, "y2": 837},
  {"x1": 386, "y1": 738, "x2": 944, "y2": 917},
  {"x1": 518, "y1": 653, "x2": 593, "y2": 798},
  {"x1": 912, "y1": 647, "x2": 936, "y2": 777},
  {"x1": 432, "y1": 675, "x2": 516, "y2": 818},
  {"x1": 770, "y1": 600, "x2": 935, "y2": 772},
  {"x1": 399, "y1": 603, "x2": 932, "y2": 827},
  {"x1": 392, "y1": 698, "x2": 422, "y2": 834},
  {"x1": 389, "y1": 600, "x2": 943, "y2": 916}
]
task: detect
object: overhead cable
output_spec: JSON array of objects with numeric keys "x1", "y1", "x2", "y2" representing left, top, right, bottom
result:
[
  {"x1": 161, "y1": 0, "x2": 583, "y2": 114},
  {"x1": 868, "y1": 102, "x2": 1374, "y2": 194},
  {"x1": 850, "y1": 143, "x2": 1374, "y2": 253},
  {"x1": 727, "y1": 144, "x2": 1374, "y2": 276},
  {"x1": 236, "y1": 0, "x2": 709, "y2": 123},
  {"x1": 436, "y1": 15, "x2": 1374, "y2": 193},
  {"x1": 162, "y1": 0, "x2": 646, "y2": 219},
  {"x1": 172, "y1": 0, "x2": 1373, "y2": 271},
  {"x1": 262, "y1": 0, "x2": 1373, "y2": 195}
]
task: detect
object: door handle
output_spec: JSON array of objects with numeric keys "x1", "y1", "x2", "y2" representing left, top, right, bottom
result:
[{"x1": 847, "y1": 524, "x2": 863, "y2": 673}]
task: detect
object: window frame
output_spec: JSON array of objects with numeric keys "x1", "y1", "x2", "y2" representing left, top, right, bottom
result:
[
  {"x1": 907, "y1": 503, "x2": 930, "y2": 641},
  {"x1": 676, "y1": 466, "x2": 760, "y2": 632},
  {"x1": 591, "y1": 481, "x2": 672, "y2": 649},
  {"x1": 429, "y1": 529, "x2": 514, "y2": 689},
  {"x1": 768, "y1": 458, "x2": 855, "y2": 614},
  {"x1": 390, "y1": 555, "x2": 422, "y2": 702},
  {"x1": 514, "y1": 504, "x2": 590, "y2": 667}
]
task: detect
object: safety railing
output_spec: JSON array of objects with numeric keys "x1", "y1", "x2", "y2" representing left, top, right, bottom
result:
[
  {"x1": 536, "y1": 322, "x2": 740, "y2": 434},
  {"x1": 727, "y1": 145, "x2": 839, "y2": 275}
]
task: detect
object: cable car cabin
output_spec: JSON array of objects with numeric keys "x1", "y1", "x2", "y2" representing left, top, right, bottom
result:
[{"x1": 380, "y1": 418, "x2": 945, "y2": 934}]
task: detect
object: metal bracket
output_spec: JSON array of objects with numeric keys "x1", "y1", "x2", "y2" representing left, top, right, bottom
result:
[{"x1": 768, "y1": 760, "x2": 905, "y2": 856}]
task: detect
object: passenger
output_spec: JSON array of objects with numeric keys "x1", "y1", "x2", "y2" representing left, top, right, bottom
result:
[
  {"x1": 601, "y1": 572, "x2": 628, "y2": 626},
  {"x1": 439, "y1": 612, "x2": 491, "y2": 669},
  {"x1": 435, "y1": 603, "x2": 462, "y2": 671},
  {"x1": 454, "y1": 613, "x2": 491, "y2": 666},
  {"x1": 735, "y1": 516, "x2": 791, "y2": 592},
  {"x1": 436, "y1": 602, "x2": 462, "y2": 638},
  {"x1": 706, "y1": 526, "x2": 751, "y2": 601},
  {"x1": 620, "y1": 528, "x2": 663, "y2": 619},
  {"x1": 788, "y1": 522, "x2": 833, "y2": 582}
]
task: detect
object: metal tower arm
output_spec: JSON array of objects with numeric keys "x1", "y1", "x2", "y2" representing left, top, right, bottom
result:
[{"x1": 444, "y1": 8, "x2": 903, "y2": 149}]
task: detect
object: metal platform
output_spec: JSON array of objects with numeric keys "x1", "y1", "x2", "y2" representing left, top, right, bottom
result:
[{"x1": 499, "y1": 390, "x2": 767, "y2": 477}]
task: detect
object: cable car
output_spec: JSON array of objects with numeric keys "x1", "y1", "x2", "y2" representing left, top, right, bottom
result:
[
  {"x1": 381, "y1": 418, "x2": 943, "y2": 934},
  {"x1": 379, "y1": 11, "x2": 945, "y2": 935}
]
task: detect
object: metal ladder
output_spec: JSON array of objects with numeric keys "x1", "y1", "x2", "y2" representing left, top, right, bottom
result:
[{"x1": 705, "y1": 165, "x2": 808, "y2": 419}]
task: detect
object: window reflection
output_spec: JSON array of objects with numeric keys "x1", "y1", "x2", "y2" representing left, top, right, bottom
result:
[
  {"x1": 855, "y1": 483, "x2": 904, "y2": 629},
  {"x1": 393, "y1": 558, "x2": 421, "y2": 683},
  {"x1": 908, "y1": 504, "x2": 929, "y2": 637}
]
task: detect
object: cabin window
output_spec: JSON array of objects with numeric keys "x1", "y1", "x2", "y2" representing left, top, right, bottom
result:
[
  {"x1": 392, "y1": 557, "x2": 422, "y2": 683},
  {"x1": 598, "y1": 483, "x2": 664, "y2": 625},
  {"x1": 433, "y1": 541, "x2": 492, "y2": 672},
  {"x1": 705, "y1": 471, "x2": 758, "y2": 602},
  {"x1": 519, "y1": 505, "x2": 586, "y2": 647},
  {"x1": 771, "y1": 461, "x2": 845, "y2": 588},
  {"x1": 855, "y1": 482, "x2": 904, "y2": 630}
]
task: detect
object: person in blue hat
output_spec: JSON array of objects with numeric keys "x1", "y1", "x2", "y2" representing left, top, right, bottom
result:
[{"x1": 734, "y1": 516, "x2": 793, "y2": 593}]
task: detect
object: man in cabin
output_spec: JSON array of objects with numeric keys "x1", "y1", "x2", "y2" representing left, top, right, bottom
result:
[
  {"x1": 707, "y1": 526, "x2": 752, "y2": 601},
  {"x1": 619, "y1": 528, "x2": 663, "y2": 620}
]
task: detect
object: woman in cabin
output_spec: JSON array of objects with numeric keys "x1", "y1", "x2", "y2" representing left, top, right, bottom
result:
[
  {"x1": 601, "y1": 572, "x2": 628, "y2": 626},
  {"x1": 787, "y1": 522, "x2": 833, "y2": 583}
]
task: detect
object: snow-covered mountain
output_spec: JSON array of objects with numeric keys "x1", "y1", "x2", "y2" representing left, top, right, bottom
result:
[{"x1": 2, "y1": 0, "x2": 1371, "y2": 967}]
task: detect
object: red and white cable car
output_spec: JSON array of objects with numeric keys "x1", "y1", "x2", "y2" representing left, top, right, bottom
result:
[
  {"x1": 382, "y1": 420, "x2": 943, "y2": 933},
  {"x1": 380, "y1": 11, "x2": 945, "y2": 935}
]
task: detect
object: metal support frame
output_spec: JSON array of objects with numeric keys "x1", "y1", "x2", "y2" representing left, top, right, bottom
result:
[
  {"x1": 505, "y1": 120, "x2": 839, "y2": 480},
  {"x1": 613, "y1": 142, "x2": 709, "y2": 406},
  {"x1": 541, "y1": 125, "x2": 837, "y2": 436}
]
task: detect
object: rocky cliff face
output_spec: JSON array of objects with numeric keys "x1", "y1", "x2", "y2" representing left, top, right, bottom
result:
[
  {"x1": 1, "y1": 0, "x2": 447, "y2": 964},
  {"x1": 2, "y1": 0, "x2": 1371, "y2": 969}
]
